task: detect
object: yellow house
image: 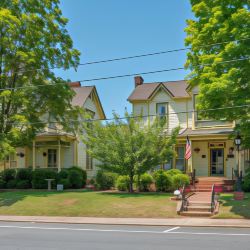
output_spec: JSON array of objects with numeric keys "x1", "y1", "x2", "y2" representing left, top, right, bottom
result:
[
  {"x1": 128, "y1": 76, "x2": 250, "y2": 178},
  {"x1": 0, "y1": 82, "x2": 105, "y2": 178}
]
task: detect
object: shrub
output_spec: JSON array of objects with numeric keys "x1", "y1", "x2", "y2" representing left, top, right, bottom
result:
[
  {"x1": 16, "y1": 180, "x2": 31, "y2": 189},
  {"x1": 6, "y1": 179, "x2": 17, "y2": 189},
  {"x1": 95, "y1": 170, "x2": 117, "y2": 190},
  {"x1": 58, "y1": 169, "x2": 69, "y2": 179},
  {"x1": 16, "y1": 168, "x2": 32, "y2": 183},
  {"x1": 68, "y1": 170, "x2": 83, "y2": 189},
  {"x1": 166, "y1": 169, "x2": 183, "y2": 176},
  {"x1": 32, "y1": 169, "x2": 58, "y2": 189},
  {"x1": 2, "y1": 169, "x2": 16, "y2": 182},
  {"x1": 243, "y1": 171, "x2": 250, "y2": 192},
  {"x1": 153, "y1": 170, "x2": 172, "y2": 192},
  {"x1": 68, "y1": 166, "x2": 87, "y2": 187},
  {"x1": 89, "y1": 178, "x2": 96, "y2": 185},
  {"x1": 0, "y1": 179, "x2": 6, "y2": 188},
  {"x1": 172, "y1": 174, "x2": 190, "y2": 190},
  {"x1": 136, "y1": 173, "x2": 153, "y2": 192},
  {"x1": 116, "y1": 175, "x2": 130, "y2": 191},
  {"x1": 58, "y1": 178, "x2": 71, "y2": 189}
]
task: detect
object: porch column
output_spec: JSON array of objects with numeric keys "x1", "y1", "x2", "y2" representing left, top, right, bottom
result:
[
  {"x1": 32, "y1": 140, "x2": 36, "y2": 170},
  {"x1": 73, "y1": 140, "x2": 78, "y2": 166},
  {"x1": 58, "y1": 140, "x2": 61, "y2": 172}
]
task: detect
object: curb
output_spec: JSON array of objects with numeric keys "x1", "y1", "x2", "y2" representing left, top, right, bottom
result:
[{"x1": 0, "y1": 217, "x2": 249, "y2": 228}]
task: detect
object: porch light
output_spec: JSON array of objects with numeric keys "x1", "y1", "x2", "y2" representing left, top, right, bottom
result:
[
  {"x1": 194, "y1": 147, "x2": 200, "y2": 153},
  {"x1": 234, "y1": 133, "x2": 241, "y2": 149},
  {"x1": 234, "y1": 132, "x2": 242, "y2": 192}
]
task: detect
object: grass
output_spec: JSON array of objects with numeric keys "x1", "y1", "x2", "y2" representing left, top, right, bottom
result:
[
  {"x1": 0, "y1": 191, "x2": 178, "y2": 218},
  {"x1": 0, "y1": 191, "x2": 249, "y2": 219},
  {"x1": 213, "y1": 193, "x2": 250, "y2": 219}
]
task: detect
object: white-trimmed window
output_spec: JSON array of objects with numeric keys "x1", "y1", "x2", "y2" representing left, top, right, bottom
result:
[
  {"x1": 156, "y1": 102, "x2": 168, "y2": 123},
  {"x1": 175, "y1": 146, "x2": 186, "y2": 172}
]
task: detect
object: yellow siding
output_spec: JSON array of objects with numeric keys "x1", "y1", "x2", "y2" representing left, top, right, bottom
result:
[
  {"x1": 133, "y1": 90, "x2": 192, "y2": 130},
  {"x1": 192, "y1": 141, "x2": 209, "y2": 176}
]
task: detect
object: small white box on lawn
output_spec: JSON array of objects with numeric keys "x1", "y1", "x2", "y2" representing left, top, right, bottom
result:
[{"x1": 57, "y1": 184, "x2": 64, "y2": 191}]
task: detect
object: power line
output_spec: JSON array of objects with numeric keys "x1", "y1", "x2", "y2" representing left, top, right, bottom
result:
[
  {"x1": 0, "y1": 57, "x2": 249, "y2": 91},
  {"x1": 3, "y1": 104, "x2": 250, "y2": 127},
  {"x1": 15, "y1": 37, "x2": 250, "y2": 74}
]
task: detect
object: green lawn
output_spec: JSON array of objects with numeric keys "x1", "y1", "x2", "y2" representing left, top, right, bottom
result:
[
  {"x1": 213, "y1": 193, "x2": 250, "y2": 219},
  {"x1": 0, "y1": 191, "x2": 178, "y2": 218},
  {"x1": 0, "y1": 191, "x2": 249, "y2": 219}
]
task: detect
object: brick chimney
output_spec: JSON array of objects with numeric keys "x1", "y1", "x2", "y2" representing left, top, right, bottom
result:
[
  {"x1": 134, "y1": 76, "x2": 144, "y2": 88},
  {"x1": 68, "y1": 81, "x2": 81, "y2": 88}
]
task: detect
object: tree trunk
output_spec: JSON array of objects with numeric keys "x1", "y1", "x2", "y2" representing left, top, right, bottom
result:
[
  {"x1": 137, "y1": 174, "x2": 140, "y2": 192},
  {"x1": 129, "y1": 174, "x2": 134, "y2": 193}
]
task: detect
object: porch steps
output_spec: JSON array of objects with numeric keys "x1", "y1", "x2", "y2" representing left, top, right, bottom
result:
[
  {"x1": 180, "y1": 211, "x2": 212, "y2": 217},
  {"x1": 187, "y1": 205, "x2": 211, "y2": 212},
  {"x1": 192, "y1": 177, "x2": 234, "y2": 193},
  {"x1": 179, "y1": 191, "x2": 216, "y2": 217}
]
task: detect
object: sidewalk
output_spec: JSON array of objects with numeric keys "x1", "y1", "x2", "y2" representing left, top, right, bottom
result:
[{"x1": 0, "y1": 215, "x2": 249, "y2": 228}]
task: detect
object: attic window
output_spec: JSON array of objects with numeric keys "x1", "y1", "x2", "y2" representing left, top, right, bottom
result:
[{"x1": 156, "y1": 103, "x2": 168, "y2": 116}]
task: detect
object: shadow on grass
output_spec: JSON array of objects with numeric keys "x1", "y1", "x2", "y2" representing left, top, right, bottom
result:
[
  {"x1": 99, "y1": 192, "x2": 172, "y2": 199},
  {"x1": 0, "y1": 190, "x2": 92, "y2": 207},
  {"x1": 219, "y1": 193, "x2": 250, "y2": 219}
]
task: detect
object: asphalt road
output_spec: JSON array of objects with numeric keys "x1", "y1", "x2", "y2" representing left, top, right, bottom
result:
[{"x1": 0, "y1": 222, "x2": 250, "y2": 250}]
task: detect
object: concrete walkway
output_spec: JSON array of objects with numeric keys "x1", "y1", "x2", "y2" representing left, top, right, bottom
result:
[{"x1": 0, "y1": 215, "x2": 249, "y2": 228}]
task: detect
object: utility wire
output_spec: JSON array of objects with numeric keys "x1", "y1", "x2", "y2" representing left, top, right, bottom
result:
[
  {"x1": 0, "y1": 57, "x2": 249, "y2": 91},
  {"x1": 16, "y1": 37, "x2": 250, "y2": 74},
  {"x1": 3, "y1": 104, "x2": 250, "y2": 126}
]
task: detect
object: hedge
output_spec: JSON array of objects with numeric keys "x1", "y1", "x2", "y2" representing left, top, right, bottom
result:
[{"x1": 0, "y1": 167, "x2": 87, "y2": 190}]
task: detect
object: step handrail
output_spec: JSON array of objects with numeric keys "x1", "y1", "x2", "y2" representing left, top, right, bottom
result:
[
  {"x1": 180, "y1": 184, "x2": 188, "y2": 212},
  {"x1": 211, "y1": 184, "x2": 215, "y2": 213}
]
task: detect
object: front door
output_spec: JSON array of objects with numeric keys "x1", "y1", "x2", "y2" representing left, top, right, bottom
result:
[
  {"x1": 210, "y1": 148, "x2": 224, "y2": 176},
  {"x1": 48, "y1": 149, "x2": 57, "y2": 168}
]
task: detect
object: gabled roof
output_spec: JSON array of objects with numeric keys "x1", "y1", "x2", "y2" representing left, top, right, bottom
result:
[
  {"x1": 69, "y1": 82, "x2": 106, "y2": 119},
  {"x1": 127, "y1": 80, "x2": 190, "y2": 102},
  {"x1": 71, "y1": 86, "x2": 94, "y2": 107}
]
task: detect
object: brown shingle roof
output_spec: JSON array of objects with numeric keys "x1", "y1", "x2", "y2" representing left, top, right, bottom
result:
[
  {"x1": 69, "y1": 83, "x2": 106, "y2": 119},
  {"x1": 71, "y1": 86, "x2": 94, "y2": 107},
  {"x1": 128, "y1": 80, "x2": 190, "y2": 101}
]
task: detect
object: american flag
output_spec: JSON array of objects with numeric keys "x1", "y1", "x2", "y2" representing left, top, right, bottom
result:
[{"x1": 185, "y1": 136, "x2": 192, "y2": 160}]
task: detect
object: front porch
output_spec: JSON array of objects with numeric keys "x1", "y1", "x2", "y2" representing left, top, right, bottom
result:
[
  {"x1": 1, "y1": 132, "x2": 78, "y2": 172},
  {"x1": 177, "y1": 129, "x2": 250, "y2": 178}
]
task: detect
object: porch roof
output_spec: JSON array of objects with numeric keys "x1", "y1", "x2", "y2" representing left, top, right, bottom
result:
[
  {"x1": 35, "y1": 131, "x2": 76, "y2": 141},
  {"x1": 178, "y1": 128, "x2": 234, "y2": 138}
]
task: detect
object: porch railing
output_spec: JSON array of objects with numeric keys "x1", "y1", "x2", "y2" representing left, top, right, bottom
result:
[
  {"x1": 177, "y1": 185, "x2": 188, "y2": 214},
  {"x1": 211, "y1": 184, "x2": 215, "y2": 213}
]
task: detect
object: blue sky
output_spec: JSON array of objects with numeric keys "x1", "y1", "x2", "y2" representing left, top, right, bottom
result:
[{"x1": 56, "y1": 0, "x2": 194, "y2": 118}]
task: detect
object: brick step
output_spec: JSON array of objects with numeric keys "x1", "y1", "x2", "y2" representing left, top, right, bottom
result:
[
  {"x1": 180, "y1": 211, "x2": 212, "y2": 217},
  {"x1": 197, "y1": 182, "x2": 224, "y2": 185},
  {"x1": 193, "y1": 189, "x2": 212, "y2": 192},
  {"x1": 188, "y1": 201, "x2": 211, "y2": 206},
  {"x1": 187, "y1": 205, "x2": 211, "y2": 212},
  {"x1": 195, "y1": 185, "x2": 213, "y2": 189}
]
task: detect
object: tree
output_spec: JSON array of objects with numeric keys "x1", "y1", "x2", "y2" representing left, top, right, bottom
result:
[
  {"x1": 185, "y1": 0, "x2": 250, "y2": 146},
  {"x1": 82, "y1": 112, "x2": 179, "y2": 193},
  {"x1": 0, "y1": 0, "x2": 81, "y2": 159}
]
